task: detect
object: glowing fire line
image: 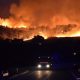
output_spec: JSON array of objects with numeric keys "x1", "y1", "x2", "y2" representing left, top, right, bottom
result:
[{"x1": 0, "y1": 17, "x2": 80, "y2": 41}]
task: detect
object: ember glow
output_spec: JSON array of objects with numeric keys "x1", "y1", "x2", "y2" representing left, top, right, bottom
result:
[
  {"x1": 0, "y1": 18, "x2": 29, "y2": 28},
  {"x1": 0, "y1": 0, "x2": 80, "y2": 40},
  {"x1": 0, "y1": 18, "x2": 80, "y2": 40}
]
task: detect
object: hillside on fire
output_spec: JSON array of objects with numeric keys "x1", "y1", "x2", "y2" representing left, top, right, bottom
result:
[{"x1": 0, "y1": 24, "x2": 80, "y2": 41}]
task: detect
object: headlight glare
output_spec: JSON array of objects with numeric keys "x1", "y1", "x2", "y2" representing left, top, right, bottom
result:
[
  {"x1": 46, "y1": 64, "x2": 50, "y2": 68},
  {"x1": 37, "y1": 64, "x2": 42, "y2": 68}
]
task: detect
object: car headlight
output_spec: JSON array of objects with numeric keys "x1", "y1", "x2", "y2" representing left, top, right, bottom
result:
[
  {"x1": 46, "y1": 64, "x2": 50, "y2": 68},
  {"x1": 37, "y1": 64, "x2": 42, "y2": 68}
]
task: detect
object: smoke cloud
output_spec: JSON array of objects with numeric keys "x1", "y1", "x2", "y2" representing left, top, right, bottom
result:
[
  {"x1": 0, "y1": 0, "x2": 80, "y2": 40},
  {"x1": 10, "y1": 0, "x2": 80, "y2": 26}
]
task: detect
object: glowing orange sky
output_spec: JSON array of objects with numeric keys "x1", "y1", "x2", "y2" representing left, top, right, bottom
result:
[{"x1": 0, "y1": 0, "x2": 80, "y2": 40}]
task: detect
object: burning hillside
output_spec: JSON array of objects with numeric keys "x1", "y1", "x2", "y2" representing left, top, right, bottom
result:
[
  {"x1": 0, "y1": 0, "x2": 80, "y2": 40},
  {"x1": 0, "y1": 24, "x2": 80, "y2": 40}
]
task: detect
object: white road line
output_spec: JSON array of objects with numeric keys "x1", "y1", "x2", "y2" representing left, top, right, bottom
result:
[{"x1": 9, "y1": 70, "x2": 29, "y2": 79}]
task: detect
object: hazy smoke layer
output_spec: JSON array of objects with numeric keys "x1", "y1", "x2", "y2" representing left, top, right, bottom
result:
[
  {"x1": 10, "y1": 0, "x2": 80, "y2": 26},
  {"x1": 0, "y1": 0, "x2": 80, "y2": 40}
]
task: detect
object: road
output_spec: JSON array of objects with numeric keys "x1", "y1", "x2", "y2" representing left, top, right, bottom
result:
[{"x1": 7, "y1": 70, "x2": 76, "y2": 80}]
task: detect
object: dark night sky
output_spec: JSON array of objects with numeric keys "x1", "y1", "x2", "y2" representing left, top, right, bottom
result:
[{"x1": 0, "y1": 0, "x2": 19, "y2": 18}]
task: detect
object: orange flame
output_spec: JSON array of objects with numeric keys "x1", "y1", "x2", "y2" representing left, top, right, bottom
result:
[
  {"x1": 0, "y1": 16, "x2": 80, "y2": 40},
  {"x1": 0, "y1": 18, "x2": 29, "y2": 28}
]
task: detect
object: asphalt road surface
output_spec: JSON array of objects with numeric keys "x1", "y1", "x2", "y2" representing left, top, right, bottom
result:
[{"x1": 7, "y1": 70, "x2": 77, "y2": 80}]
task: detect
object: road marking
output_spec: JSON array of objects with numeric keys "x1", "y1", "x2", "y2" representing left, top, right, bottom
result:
[{"x1": 9, "y1": 70, "x2": 29, "y2": 79}]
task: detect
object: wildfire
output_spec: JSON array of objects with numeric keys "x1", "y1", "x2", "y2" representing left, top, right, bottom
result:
[
  {"x1": 0, "y1": 16, "x2": 80, "y2": 41},
  {"x1": 70, "y1": 32, "x2": 80, "y2": 37},
  {"x1": 0, "y1": 18, "x2": 29, "y2": 28},
  {"x1": 1, "y1": 0, "x2": 80, "y2": 40},
  {"x1": 38, "y1": 32, "x2": 48, "y2": 39}
]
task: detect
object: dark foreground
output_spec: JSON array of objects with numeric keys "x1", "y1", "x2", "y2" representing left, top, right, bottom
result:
[
  {"x1": 0, "y1": 37, "x2": 80, "y2": 80},
  {"x1": 6, "y1": 70, "x2": 76, "y2": 80}
]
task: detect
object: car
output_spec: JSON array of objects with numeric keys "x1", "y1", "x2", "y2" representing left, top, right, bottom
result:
[{"x1": 37, "y1": 62, "x2": 52, "y2": 70}]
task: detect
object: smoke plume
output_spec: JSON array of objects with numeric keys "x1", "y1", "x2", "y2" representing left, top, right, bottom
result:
[{"x1": 0, "y1": 0, "x2": 80, "y2": 40}]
